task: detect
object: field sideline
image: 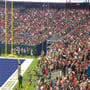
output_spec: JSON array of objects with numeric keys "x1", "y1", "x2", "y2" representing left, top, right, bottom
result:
[{"x1": 0, "y1": 54, "x2": 38, "y2": 90}]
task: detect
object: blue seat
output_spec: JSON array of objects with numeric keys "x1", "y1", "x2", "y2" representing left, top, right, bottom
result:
[{"x1": 86, "y1": 65, "x2": 90, "y2": 76}]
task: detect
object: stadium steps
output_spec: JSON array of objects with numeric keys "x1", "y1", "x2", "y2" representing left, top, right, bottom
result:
[
  {"x1": 51, "y1": 70, "x2": 63, "y2": 80},
  {"x1": 0, "y1": 59, "x2": 33, "y2": 90}
]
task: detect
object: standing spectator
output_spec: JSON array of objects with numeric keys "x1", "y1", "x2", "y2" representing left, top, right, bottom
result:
[{"x1": 18, "y1": 74, "x2": 23, "y2": 89}]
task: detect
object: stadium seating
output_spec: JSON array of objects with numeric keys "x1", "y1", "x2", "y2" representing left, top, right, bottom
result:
[
  {"x1": 0, "y1": 7, "x2": 89, "y2": 45},
  {"x1": 35, "y1": 19, "x2": 90, "y2": 89}
]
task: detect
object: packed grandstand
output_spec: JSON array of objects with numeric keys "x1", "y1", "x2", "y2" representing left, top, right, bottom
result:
[{"x1": 0, "y1": 1, "x2": 90, "y2": 90}]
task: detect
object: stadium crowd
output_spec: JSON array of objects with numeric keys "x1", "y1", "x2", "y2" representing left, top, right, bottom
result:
[
  {"x1": 0, "y1": 5, "x2": 90, "y2": 90},
  {"x1": 0, "y1": 7, "x2": 89, "y2": 45},
  {"x1": 35, "y1": 20, "x2": 90, "y2": 90}
]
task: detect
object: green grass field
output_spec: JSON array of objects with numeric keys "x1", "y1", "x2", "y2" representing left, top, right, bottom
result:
[{"x1": 1, "y1": 54, "x2": 38, "y2": 90}]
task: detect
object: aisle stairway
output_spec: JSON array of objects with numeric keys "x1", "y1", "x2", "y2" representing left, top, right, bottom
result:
[{"x1": 51, "y1": 70, "x2": 63, "y2": 80}]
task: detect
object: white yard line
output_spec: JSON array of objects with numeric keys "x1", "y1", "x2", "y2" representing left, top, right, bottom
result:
[{"x1": 0, "y1": 58, "x2": 33, "y2": 90}]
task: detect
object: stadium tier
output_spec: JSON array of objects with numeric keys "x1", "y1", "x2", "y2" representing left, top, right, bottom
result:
[{"x1": 0, "y1": 3, "x2": 89, "y2": 45}]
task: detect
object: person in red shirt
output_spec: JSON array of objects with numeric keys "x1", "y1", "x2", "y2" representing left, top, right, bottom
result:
[
  {"x1": 44, "y1": 67, "x2": 48, "y2": 75},
  {"x1": 70, "y1": 72, "x2": 75, "y2": 85}
]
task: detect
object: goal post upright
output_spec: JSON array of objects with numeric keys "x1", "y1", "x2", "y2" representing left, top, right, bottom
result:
[
  {"x1": 11, "y1": 0, "x2": 13, "y2": 55},
  {"x1": 5, "y1": 0, "x2": 7, "y2": 57},
  {"x1": 5, "y1": 0, "x2": 14, "y2": 56},
  {"x1": 5, "y1": 0, "x2": 21, "y2": 77}
]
